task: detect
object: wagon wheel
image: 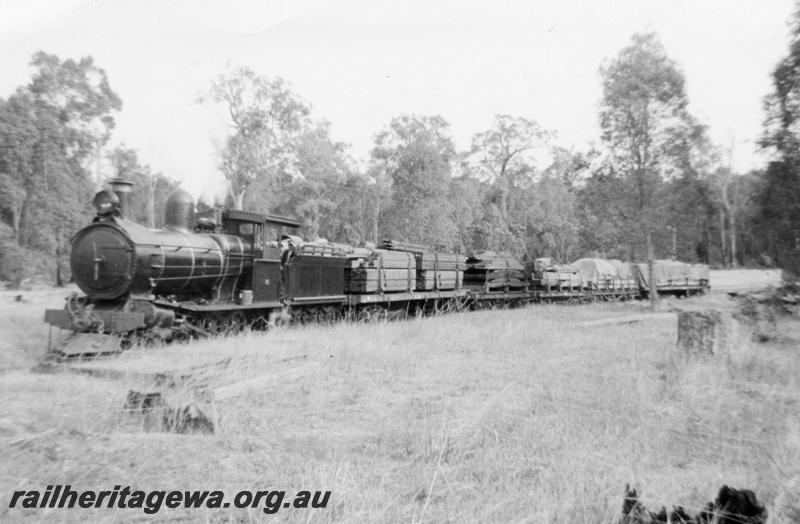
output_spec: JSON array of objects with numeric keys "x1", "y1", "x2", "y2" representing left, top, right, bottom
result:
[
  {"x1": 268, "y1": 309, "x2": 290, "y2": 328},
  {"x1": 202, "y1": 312, "x2": 226, "y2": 335},
  {"x1": 371, "y1": 306, "x2": 389, "y2": 322},
  {"x1": 355, "y1": 307, "x2": 372, "y2": 323},
  {"x1": 228, "y1": 311, "x2": 247, "y2": 334},
  {"x1": 320, "y1": 306, "x2": 340, "y2": 324},
  {"x1": 387, "y1": 308, "x2": 408, "y2": 321},
  {"x1": 357, "y1": 305, "x2": 387, "y2": 322},
  {"x1": 249, "y1": 314, "x2": 269, "y2": 331},
  {"x1": 311, "y1": 306, "x2": 326, "y2": 324},
  {"x1": 295, "y1": 308, "x2": 316, "y2": 325}
]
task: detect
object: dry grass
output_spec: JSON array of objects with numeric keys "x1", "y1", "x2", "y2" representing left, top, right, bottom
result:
[
  {"x1": 0, "y1": 287, "x2": 73, "y2": 370},
  {"x1": 0, "y1": 291, "x2": 798, "y2": 522}
]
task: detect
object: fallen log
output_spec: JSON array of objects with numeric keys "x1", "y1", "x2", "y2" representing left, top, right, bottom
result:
[
  {"x1": 578, "y1": 313, "x2": 675, "y2": 328},
  {"x1": 209, "y1": 361, "x2": 321, "y2": 402},
  {"x1": 123, "y1": 361, "x2": 322, "y2": 434}
]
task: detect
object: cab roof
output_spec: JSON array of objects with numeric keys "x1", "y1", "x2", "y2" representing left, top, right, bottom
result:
[{"x1": 223, "y1": 209, "x2": 300, "y2": 228}]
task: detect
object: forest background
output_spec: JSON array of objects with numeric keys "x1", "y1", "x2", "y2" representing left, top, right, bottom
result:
[{"x1": 3, "y1": 12, "x2": 800, "y2": 287}]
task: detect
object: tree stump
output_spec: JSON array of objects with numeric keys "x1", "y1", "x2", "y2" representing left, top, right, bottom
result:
[{"x1": 676, "y1": 310, "x2": 727, "y2": 356}]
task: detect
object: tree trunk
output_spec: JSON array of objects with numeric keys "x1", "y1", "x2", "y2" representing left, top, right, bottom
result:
[
  {"x1": 10, "y1": 205, "x2": 20, "y2": 240},
  {"x1": 55, "y1": 231, "x2": 64, "y2": 287},
  {"x1": 671, "y1": 226, "x2": 677, "y2": 259},
  {"x1": 729, "y1": 206, "x2": 737, "y2": 268},
  {"x1": 148, "y1": 174, "x2": 156, "y2": 228},
  {"x1": 677, "y1": 310, "x2": 725, "y2": 356},
  {"x1": 19, "y1": 199, "x2": 30, "y2": 247},
  {"x1": 719, "y1": 207, "x2": 727, "y2": 267},
  {"x1": 647, "y1": 232, "x2": 658, "y2": 305},
  {"x1": 372, "y1": 199, "x2": 379, "y2": 244}
]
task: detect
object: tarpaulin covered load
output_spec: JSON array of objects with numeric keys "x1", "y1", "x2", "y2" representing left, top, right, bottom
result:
[
  {"x1": 465, "y1": 251, "x2": 526, "y2": 290},
  {"x1": 607, "y1": 259, "x2": 638, "y2": 289},
  {"x1": 571, "y1": 258, "x2": 617, "y2": 287},
  {"x1": 634, "y1": 260, "x2": 710, "y2": 288},
  {"x1": 571, "y1": 258, "x2": 637, "y2": 291},
  {"x1": 689, "y1": 264, "x2": 710, "y2": 282},
  {"x1": 379, "y1": 239, "x2": 466, "y2": 291},
  {"x1": 608, "y1": 259, "x2": 636, "y2": 279},
  {"x1": 345, "y1": 248, "x2": 416, "y2": 293},
  {"x1": 533, "y1": 258, "x2": 582, "y2": 289}
]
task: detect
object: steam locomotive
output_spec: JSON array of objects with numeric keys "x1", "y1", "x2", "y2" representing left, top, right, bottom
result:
[{"x1": 44, "y1": 179, "x2": 709, "y2": 358}]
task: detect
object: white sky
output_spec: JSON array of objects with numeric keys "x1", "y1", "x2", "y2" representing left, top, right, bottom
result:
[{"x1": 0, "y1": 0, "x2": 794, "y2": 201}]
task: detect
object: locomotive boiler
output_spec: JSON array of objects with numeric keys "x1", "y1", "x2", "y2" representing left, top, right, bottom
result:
[{"x1": 71, "y1": 185, "x2": 252, "y2": 302}]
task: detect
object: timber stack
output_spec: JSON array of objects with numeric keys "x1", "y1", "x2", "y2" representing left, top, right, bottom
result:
[
  {"x1": 465, "y1": 251, "x2": 526, "y2": 290},
  {"x1": 345, "y1": 248, "x2": 416, "y2": 293},
  {"x1": 379, "y1": 240, "x2": 466, "y2": 291}
]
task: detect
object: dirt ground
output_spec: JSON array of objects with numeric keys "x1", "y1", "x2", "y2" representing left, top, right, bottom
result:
[{"x1": 0, "y1": 272, "x2": 797, "y2": 522}]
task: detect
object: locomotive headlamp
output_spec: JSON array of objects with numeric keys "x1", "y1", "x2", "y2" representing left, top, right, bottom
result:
[{"x1": 92, "y1": 189, "x2": 120, "y2": 216}]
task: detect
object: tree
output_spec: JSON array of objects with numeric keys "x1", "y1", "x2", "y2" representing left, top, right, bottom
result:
[
  {"x1": 371, "y1": 115, "x2": 456, "y2": 247},
  {"x1": 530, "y1": 149, "x2": 585, "y2": 261},
  {"x1": 599, "y1": 32, "x2": 706, "y2": 299},
  {"x1": 0, "y1": 52, "x2": 121, "y2": 285},
  {"x1": 283, "y1": 121, "x2": 355, "y2": 240},
  {"x1": 759, "y1": 3, "x2": 800, "y2": 272},
  {"x1": 107, "y1": 145, "x2": 178, "y2": 228},
  {"x1": 464, "y1": 115, "x2": 553, "y2": 256},
  {"x1": 202, "y1": 67, "x2": 311, "y2": 209},
  {"x1": 576, "y1": 160, "x2": 633, "y2": 259},
  {"x1": 448, "y1": 172, "x2": 483, "y2": 253}
]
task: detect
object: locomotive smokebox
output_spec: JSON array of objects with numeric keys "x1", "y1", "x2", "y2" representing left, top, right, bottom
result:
[
  {"x1": 164, "y1": 189, "x2": 196, "y2": 231},
  {"x1": 107, "y1": 177, "x2": 133, "y2": 218}
]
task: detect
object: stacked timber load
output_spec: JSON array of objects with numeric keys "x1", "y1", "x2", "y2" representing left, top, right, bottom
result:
[
  {"x1": 378, "y1": 240, "x2": 466, "y2": 291},
  {"x1": 345, "y1": 248, "x2": 416, "y2": 293},
  {"x1": 297, "y1": 240, "x2": 356, "y2": 257},
  {"x1": 464, "y1": 251, "x2": 526, "y2": 290}
]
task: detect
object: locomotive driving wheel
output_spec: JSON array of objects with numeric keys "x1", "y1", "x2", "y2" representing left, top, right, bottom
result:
[
  {"x1": 201, "y1": 313, "x2": 226, "y2": 335},
  {"x1": 228, "y1": 311, "x2": 247, "y2": 334},
  {"x1": 249, "y1": 314, "x2": 269, "y2": 331},
  {"x1": 362, "y1": 305, "x2": 388, "y2": 322},
  {"x1": 294, "y1": 307, "x2": 315, "y2": 325},
  {"x1": 319, "y1": 306, "x2": 339, "y2": 324}
]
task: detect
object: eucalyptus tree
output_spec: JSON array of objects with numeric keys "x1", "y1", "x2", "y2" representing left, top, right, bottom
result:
[{"x1": 599, "y1": 32, "x2": 706, "y2": 298}]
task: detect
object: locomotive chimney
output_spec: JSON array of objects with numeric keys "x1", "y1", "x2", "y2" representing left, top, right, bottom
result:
[
  {"x1": 164, "y1": 189, "x2": 196, "y2": 232},
  {"x1": 107, "y1": 177, "x2": 133, "y2": 218}
]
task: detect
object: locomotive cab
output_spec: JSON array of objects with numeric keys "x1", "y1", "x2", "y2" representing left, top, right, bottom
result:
[{"x1": 220, "y1": 210, "x2": 303, "y2": 305}]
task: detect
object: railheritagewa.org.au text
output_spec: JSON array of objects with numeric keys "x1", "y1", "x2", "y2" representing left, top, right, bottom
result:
[{"x1": 8, "y1": 485, "x2": 331, "y2": 515}]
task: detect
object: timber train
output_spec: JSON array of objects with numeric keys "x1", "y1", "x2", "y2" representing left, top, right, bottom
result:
[{"x1": 44, "y1": 179, "x2": 709, "y2": 358}]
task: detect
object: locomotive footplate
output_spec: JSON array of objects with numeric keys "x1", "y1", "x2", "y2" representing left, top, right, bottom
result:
[
  {"x1": 44, "y1": 309, "x2": 146, "y2": 332},
  {"x1": 49, "y1": 332, "x2": 122, "y2": 360}
]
